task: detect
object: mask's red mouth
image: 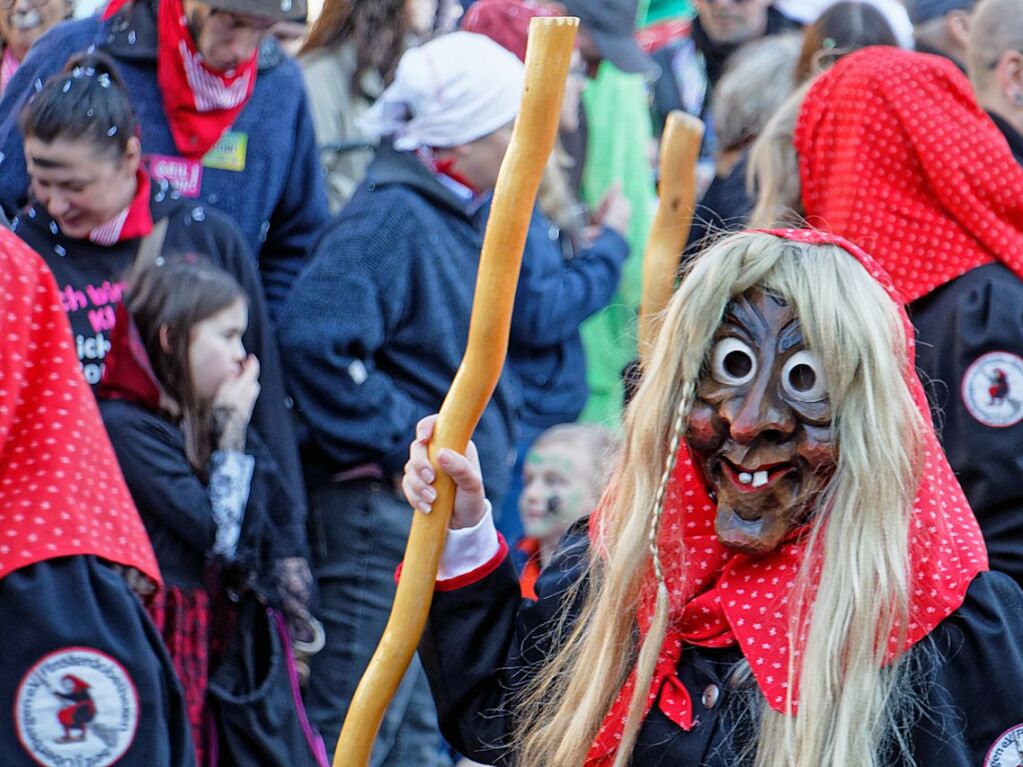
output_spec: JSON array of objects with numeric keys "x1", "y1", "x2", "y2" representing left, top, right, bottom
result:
[{"x1": 720, "y1": 459, "x2": 795, "y2": 495}]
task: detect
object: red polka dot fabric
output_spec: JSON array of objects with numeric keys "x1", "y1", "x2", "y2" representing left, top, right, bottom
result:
[
  {"x1": 795, "y1": 47, "x2": 1023, "y2": 303},
  {"x1": 585, "y1": 229, "x2": 988, "y2": 766},
  {"x1": 0, "y1": 230, "x2": 159, "y2": 584}
]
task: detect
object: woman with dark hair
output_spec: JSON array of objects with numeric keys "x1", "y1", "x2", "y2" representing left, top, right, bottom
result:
[
  {"x1": 300, "y1": 0, "x2": 438, "y2": 211},
  {"x1": 11, "y1": 52, "x2": 317, "y2": 659},
  {"x1": 795, "y1": 1, "x2": 898, "y2": 82},
  {"x1": 98, "y1": 257, "x2": 325, "y2": 767}
]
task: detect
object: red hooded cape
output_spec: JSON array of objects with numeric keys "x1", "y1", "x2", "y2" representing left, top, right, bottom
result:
[
  {"x1": 0, "y1": 230, "x2": 159, "y2": 584},
  {"x1": 795, "y1": 46, "x2": 1023, "y2": 303}
]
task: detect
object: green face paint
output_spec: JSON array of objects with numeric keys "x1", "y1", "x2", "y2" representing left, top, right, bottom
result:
[{"x1": 519, "y1": 441, "x2": 598, "y2": 544}]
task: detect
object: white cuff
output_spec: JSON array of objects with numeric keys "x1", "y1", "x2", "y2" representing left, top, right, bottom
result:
[{"x1": 437, "y1": 501, "x2": 500, "y2": 581}]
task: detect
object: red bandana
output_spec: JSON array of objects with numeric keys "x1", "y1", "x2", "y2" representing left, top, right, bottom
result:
[
  {"x1": 795, "y1": 47, "x2": 1023, "y2": 303},
  {"x1": 88, "y1": 169, "x2": 154, "y2": 246},
  {"x1": 585, "y1": 228, "x2": 988, "y2": 766},
  {"x1": 154, "y1": 0, "x2": 257, "y2": 159},
  {"x1": 0, "y1": 230, "x2": 160, "y2": 584}
]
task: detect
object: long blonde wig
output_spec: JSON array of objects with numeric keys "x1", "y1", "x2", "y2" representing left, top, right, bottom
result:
[{"x1": 514, "y1": 231, "x2": 928, "y2": 767}]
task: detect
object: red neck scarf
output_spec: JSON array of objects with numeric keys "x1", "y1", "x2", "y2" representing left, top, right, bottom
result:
[
  {"x1": 97, "y1": 302, "x2": 163, "y2": 413},
  {"x1": 88, "y1": 168, "x2": 154, "y2": 245},
  {"x1": 585, "y1": 228, "x2": 988, "y2": 766},
  {"x1": 795, "y1": 47, "x2": 1023, "y2": 303},
  {"x1": 0, "y1": 230, "x2": 160, "y2": 584},
  {"x1": 101, "y1": 0, "x2": 258, "y2": 159}
]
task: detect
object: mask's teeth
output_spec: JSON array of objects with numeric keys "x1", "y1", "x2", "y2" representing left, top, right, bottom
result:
[
  {"x1": 752, "y1": 470, "x2": 769, "y2": 488},
  {"x1": 738, "y1": 472, "x2": 753, "y2": 485}
]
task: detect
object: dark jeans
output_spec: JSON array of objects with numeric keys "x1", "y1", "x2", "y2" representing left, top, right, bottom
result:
[{"x1": 305, "y1": 479, "x2": 447, "y2": 766}]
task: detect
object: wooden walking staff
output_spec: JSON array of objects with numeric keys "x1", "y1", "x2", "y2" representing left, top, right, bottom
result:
[
  {"x1": 333, "y1": 16, "x2": 579, "y2": 766},
  {"x1": 638, "y1": 111, "x2": 705, "y2": 366}
]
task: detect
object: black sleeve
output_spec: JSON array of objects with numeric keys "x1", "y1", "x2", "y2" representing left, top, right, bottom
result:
[
  {"x1": 105, "y1": 417, "x2": 219, "y2": 556},
  {"x1": 0, "y1": 556, "x2": 195, "y2": 766},
  {"x1": 911, "y1": 264, "x2": 1023, "y2": 588},
  {"x1": 419, "y1": 530, "x2": 589, "y2": 764},
  {"x1": 911, "y1": 571, "x2": 1023, "y2": 765}
]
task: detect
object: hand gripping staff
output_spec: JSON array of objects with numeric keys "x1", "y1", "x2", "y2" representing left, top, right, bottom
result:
[
  {"x1": 638, "y1": 111, "x2": 705, "y2": 367},
  {"x1": 333, "y1": 17, "x2": 579, "y2": 766}
]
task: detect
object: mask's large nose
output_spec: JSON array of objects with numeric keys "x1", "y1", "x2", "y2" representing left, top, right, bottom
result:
[{"x1": 722, "y1": 368, "x2": 796, "y2": 445}]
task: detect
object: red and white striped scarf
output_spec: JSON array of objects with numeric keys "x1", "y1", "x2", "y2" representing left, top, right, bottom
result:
[
  {"x1": 155, "y1": 0, "x2": 257, "y2": 160},
  {"x1": 88, "y1": 169, "x2": 153, "y2": 245}
]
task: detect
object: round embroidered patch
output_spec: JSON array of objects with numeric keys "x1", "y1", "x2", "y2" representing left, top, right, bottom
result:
[
  {"x1": 961, "y1": 351, "x2": 1023, "y2": 428},
  {"x1": 14, "y1": 647, "x2": 139, "y2": 767},
  {"x1": 985, "y1": 723, "x2": 1023, "y2": 766}
]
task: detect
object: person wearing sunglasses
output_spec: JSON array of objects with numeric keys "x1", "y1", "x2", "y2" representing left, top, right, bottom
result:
[{"x1": 0, "y1": 0, "x2": 71, "y2": 93}]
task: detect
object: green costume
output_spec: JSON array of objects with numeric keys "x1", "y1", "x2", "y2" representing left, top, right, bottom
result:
[{"x1": 577, "y1": 0, "x2": 694, "y2": 425}]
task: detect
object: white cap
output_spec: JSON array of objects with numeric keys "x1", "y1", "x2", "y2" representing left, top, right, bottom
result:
[{"x1": 359, "y1": 32, "x2": 525, "y2": 151}]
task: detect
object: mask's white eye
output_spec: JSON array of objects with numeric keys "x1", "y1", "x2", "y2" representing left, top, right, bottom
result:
[
  {"x1": 781, "y1": 350, "x2": 828, "y2": 402},
  {"x1": 711, "y1": 337, "x2": 757, "y2": 386}
]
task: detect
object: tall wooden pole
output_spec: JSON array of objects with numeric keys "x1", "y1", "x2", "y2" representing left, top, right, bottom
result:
[
  {"x1": 333, "y1": 17, "x2": 579, "y2": 766},
  {"x1": 638, "y1": 111, "x2": 704, "y2": 365}
]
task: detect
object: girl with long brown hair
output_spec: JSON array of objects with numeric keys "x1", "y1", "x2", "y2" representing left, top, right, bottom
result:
[
  {"x1": 98, "y1": 258, "x2": 325, "y2": 767},
  {"x1": 402, "y1": 229, "x2": 1023, "y2": 765}
]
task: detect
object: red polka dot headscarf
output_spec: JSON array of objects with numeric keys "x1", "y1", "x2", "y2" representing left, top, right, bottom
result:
[
  {"x1": 0, "y1": 230, "x2": 159, "y2": 584},
  {"x1": 586, "y1": 228, "x2": 988, "y2": 766},
  {"x1": 794, "y1": 46, "x2": 1023, "y2": 303}
]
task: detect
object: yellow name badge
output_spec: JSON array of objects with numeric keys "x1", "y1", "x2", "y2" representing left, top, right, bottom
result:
[{"x1": 202, "y1": 132, "x2": 248, "y2": 172}]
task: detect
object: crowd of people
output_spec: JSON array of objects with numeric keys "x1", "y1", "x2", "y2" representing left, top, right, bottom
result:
[{"x1": 1, "y1": 0, "x2": 1023, "y2": 764}]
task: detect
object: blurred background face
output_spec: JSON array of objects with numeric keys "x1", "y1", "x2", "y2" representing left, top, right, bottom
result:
[
  {"x1": 0, "y1": 0, "x2": 71, "y2": 61},
  {"x1": 442, "y1": 121, "x2": 514, "y2": 192},
  {"x1": 183, "y1": 0, "x2": 275, "y2": 72},
  {"x1": 696, "y1": 0, "x2": 772, "y2": 44},
  {"x1": 25, "y1": 135, "x2": 139, "y2": 240},
  {"x1": 519, "y1": 438, "x2": 599, "y2": 542},
  {"x1": 405, "y1": 0, "x2": 438, "y2": 37}
]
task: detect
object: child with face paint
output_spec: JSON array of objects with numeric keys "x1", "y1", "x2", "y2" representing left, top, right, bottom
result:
[
  {"x1": 402, "y1": 229, "x2": 1023, "y2": 767},
  {"x1": 515, "y1": 424, "x2": 618, "y2": 599}
]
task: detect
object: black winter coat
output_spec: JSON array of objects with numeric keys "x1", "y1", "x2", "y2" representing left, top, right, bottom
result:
[
  {"x1": 421, "y1": 525, "x2": 1023, "y2": 766},
  {"x1": 913, "y1": 263, "x2": 1023, "y2": 590},
  {"x1": 0, "y1": 556, "x2": 195, "y2": 766},
  {"x1": 100, "y1": 400, "x2": 289, "y2": 595}
]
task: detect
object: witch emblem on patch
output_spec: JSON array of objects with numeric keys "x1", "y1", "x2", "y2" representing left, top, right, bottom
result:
[
  {"x1": 53, "y1": 674, "x2": 97, "y2": 742},
  {"x1": 961, "y1": 351, "x2": 1023, "y2": 428},
  {"x1": 14, "y1": 647, "x2": 139, "y2": 767}
]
